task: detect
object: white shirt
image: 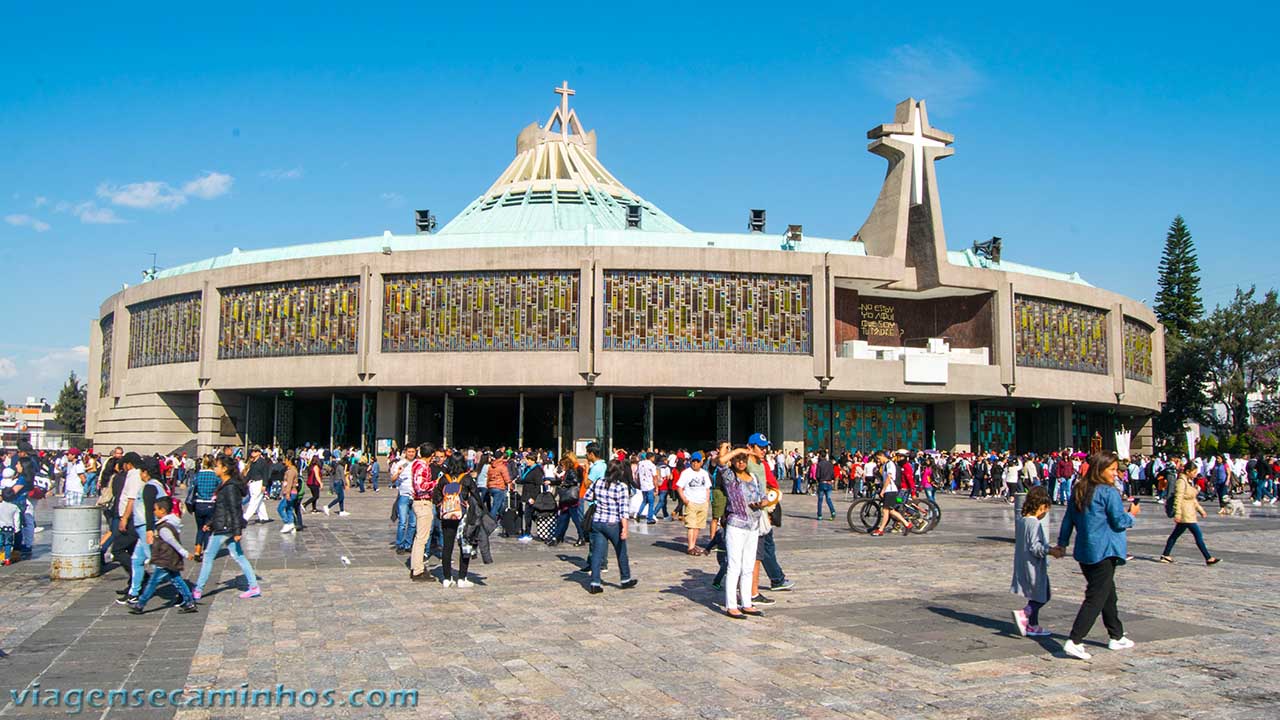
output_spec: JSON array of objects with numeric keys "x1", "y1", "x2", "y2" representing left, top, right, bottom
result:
[
  {"x1": 677, "y1": 467, "x2": 712, "y2": 504},
  {"x1": 881, "y1": 462, "x2": 898, "y2": 493},
  {"x1": 637, "y1": 460, "x2": 657, "y2": 491},
  {"x1": 118, "y1": 468, "x2": 143, "y2": 519},
  {"x1": 392, "y1": 460, "x2": 415, "y2": 497},
  {"x1": 64, "y1": 461, "x2": 86, "y2": 493}
]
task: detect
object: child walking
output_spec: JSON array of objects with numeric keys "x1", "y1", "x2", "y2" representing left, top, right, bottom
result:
[
  {"x1": 128, "y1": 499, "x2": 197, "y2": 614},
  {"x1": 0, "y1": 487, "x2": 22, "y2": 565},
  {"x1": 1011, "y1": 485, "x2": 1052, "y2": 637}
]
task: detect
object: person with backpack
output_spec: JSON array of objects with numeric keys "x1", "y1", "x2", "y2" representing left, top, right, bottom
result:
[
  {"x1": 192, "y1": 455, "x2": 261, "y2": 601},
  {"x1": 1159, "y1": 465, "x2": 1220, "y2": 566},
  {"x1": 432, "y1": 452, "x2": 484, "y2": 587},
  {"x1": 127, "y1": 497, "x2": 197, "y2": 615}
]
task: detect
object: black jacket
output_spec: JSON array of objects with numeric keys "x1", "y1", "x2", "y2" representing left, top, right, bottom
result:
[{"x1": 209, "y1": 480, "x2": 246, "y2": 536}]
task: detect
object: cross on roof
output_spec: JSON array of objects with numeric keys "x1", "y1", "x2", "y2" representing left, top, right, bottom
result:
[
  {"x1": 554, "y1": 81, "x2": 575, "y2": 136},
  {"x1": 887, "y1": 104, "x2": 947, "y2": 206}
]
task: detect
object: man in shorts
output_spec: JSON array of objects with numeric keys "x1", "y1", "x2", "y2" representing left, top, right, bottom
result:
[
  {"x1": 676, "y1": 452, "x2": 712, "y2": 555},
  {"x1": 871, "y1": 450, "x2": 910, "y2": 536}
]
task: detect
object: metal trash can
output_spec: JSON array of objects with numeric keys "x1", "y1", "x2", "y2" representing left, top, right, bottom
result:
[{"x1": 50, "y1": 503, "x2": 103, "y2": 580}]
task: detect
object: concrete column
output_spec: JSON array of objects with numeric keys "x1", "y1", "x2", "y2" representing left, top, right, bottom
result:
[
  {"x1": 375, "y1": 390, "x2": 400, "y2": 468},
  {"x1": 197, "y1": 389, "x2": 244, "y2": 455},
  {"x1": 442, "y1": 393, "x2": 452, "y2": 449},
  {"x1": 778, "y1": 393, "x2": 805, "y2": 454},
  {"x1": 556, "y1": 393, "x2": 564, "y2": 459},
  {"x1": 996, "y1": 281, "x2": 1016, "y2": 386},
  {"x1": 1060, "y1": 405, "x2": 1075, "y2": 450},
  {"x1": 571, "y1": 390, "x2": 597, "y2": 451},
  {"x1": 932, "y1": 400, "x2": 972, "y2": 453},
  {"x1": 328, "y1": 394, "x2": 336, "y2": 449},
  {"x1": 645, "y1": 394, "x2": 654, "y2": 450},
  {"x1": 1131, "y1": 414, "x2": 1155, "y2": 456},
  {"x1": 517, "y1": 393, "x2": 525, "y2": 448},
  {"x1": 1109, "y1": 302, "x2": 1125, "y2": 399}
]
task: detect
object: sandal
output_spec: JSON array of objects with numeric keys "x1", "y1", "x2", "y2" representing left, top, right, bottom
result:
[
  {"x1": 725, "y1": 610, "x2": 746, "y2": 620},
  {"x1": 1158, "y1": 556, "x2": 1174, "y2": 564},
  {"x1": 686, "y1": 548, "x2": 700, "y2": 556},
  {"x1": 1206, "y1": 557, "x2": 1221, "y2": 565},
  {"x1": 740, "y1": 607, "x2": 764, "y2": 617}
]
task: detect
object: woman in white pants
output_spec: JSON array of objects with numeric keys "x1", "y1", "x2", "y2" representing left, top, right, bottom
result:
[{"x1": 719, "y1": 449, "x2": 765, "y2": 619}]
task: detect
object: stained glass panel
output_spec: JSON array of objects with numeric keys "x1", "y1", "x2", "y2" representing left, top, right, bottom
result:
[
  {"x1": 1123, "y1": 317, "x2": 1153, "y2": 383},
  {"x1": 127, "y1": 293, "x2": 202, "y2": 368},
  {"x1": 603, "y1": 271, "x2": 811, "y2": 353},
  {"x1": 218, "y1": 277, "x2": 360, "y2": 359},
  {"x1": 1014, "y1": 295, "x2": 1108, "y2": 374},
  {"x1": 99, "y1": 314, "x2": 114, "y2": 397}
]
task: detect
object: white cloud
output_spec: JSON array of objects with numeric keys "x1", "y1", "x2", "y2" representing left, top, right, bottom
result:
[
  {"x1": 34, "y1": 346, "x2": 89, "y2": 381},
  {"x1": 182, "y1": 171, "x2": 233, "y2": 199},
  {"x1": 98, "y1": 180, "x2": 187, "y2": 210},
  {"x1": 381, "y1": 192, "x2": 405, "y2": 207},
  {"x1": 4, "y1": 214, "x2": 51, "y2": 232},
  {"x1": 260, "y1": 167, "x2": 303, "y2": 180},
  {"x1": 33, "y1": 196, "x2": 48, "y2": 208},
  {"x1": 72, "y1": 202, "x2": 126, "y2": 224},
  {"x1": 863, "y1": 44, "x2": 985, "y2": 112},
  {"x1": 0, "y1": 357, "x2": 17, "y2": 380}
]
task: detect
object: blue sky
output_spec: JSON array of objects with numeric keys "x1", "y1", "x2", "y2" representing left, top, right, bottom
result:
[{"x1": 2, "y1": 3, "x2": 1276, "y2": 403}]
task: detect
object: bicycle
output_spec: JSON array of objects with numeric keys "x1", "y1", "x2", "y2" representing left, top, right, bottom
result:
[{"x1": 847, "y1": 494, "x2": 941, "y2": 534}]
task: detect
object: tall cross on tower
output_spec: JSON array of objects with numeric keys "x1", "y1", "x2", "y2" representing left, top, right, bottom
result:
[
  {"x1": 554, "y1": 81, "x2": 575, "y2": 137},
  {"x1": 886, "y1": 104, "x2": 947, "y2": 206}
]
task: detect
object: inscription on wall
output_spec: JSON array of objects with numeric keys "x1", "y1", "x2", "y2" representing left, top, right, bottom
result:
[{"x1": 860, "y1": 303, "x2": 901, "y2": 341}]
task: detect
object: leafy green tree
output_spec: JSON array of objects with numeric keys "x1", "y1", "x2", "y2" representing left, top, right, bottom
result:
[
  {"x1": 1199, "y1": 286, "x2": 1280, "y2": 437},
  {"x1": 1153, "y1": 215, "x2": 1208, "y2": 443},
  {"x1": 54, "y1": 372, "x2": 87, "y2": 435}
]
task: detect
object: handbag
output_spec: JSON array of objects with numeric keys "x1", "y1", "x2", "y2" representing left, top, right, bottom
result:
[
  {"x1": 580, "y1": 501, "x2": 596, "y2": 535},
  {"x1": 533, "y1": 491, "x2": 558, "y2": 512}
]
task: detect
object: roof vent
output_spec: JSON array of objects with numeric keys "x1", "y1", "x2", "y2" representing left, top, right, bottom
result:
[
  {"x1": 748, "y1": 209, "x2": 766, "y2": 233},
  {"x1": 625, "y1": 203, "x2": 642, "y2": 229}
]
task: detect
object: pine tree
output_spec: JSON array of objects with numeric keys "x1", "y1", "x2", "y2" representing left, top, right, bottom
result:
[
  {"x1": 1154, "y1": 215, "x2": 1203, "y2": 337},
  {"x1": 1153, "y1": 215, "x2": 1208, "y2": 445},
  {"x1": 54, "y1": 371, "x2": 87, "y2": 435}
]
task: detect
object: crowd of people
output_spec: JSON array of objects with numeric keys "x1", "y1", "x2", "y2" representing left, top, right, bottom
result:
[{"x1": 0, "y1": 433, "x2": 1263, "y2": 654}]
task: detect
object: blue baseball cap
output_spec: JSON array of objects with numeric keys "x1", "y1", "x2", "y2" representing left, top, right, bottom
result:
[
  {"x1": 691, "y1": 451, "x2": 704, "y2": 462},
  {"x1": 748, "y1": 433, "x2": 770, "y2": 448}
]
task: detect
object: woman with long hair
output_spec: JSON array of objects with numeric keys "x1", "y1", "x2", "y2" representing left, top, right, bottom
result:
[
  {"x1": 583, "y1": 459, "x2": 637, "y2": 594},
  {"x1": 1159, "y1": 464, "x2": 1220, "y2": 566},
  {"x1": 192, "y1": 455, "x2": 261, "y2": 601},
  {"x1": 432, "y1": 452, "x2": 485, "y2": 587},
  {"x1": 303, "y1": 456, "x2": 323, "y2": 513},
  {"x1": 278, "y1": 454, "x2": 299, "y2": 534},
  {"x1": 191, "y1": 455, "x2": 220, "y2": 560},
  {"x1": 719, "y1": 447, "x2": 765, "y2": 619},
  {"x1": 1052, "y1": 450, "x2": 1138, "y2": 661},
  {"x1": 549, "y1": 453, "x2": 584, "y2": 546}
]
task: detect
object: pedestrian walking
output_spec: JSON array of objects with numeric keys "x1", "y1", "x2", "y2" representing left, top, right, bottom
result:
[
  {"x1": 192, "y1": 456, "x2": 261, "y2": 601},
  {"x1": 1159, "y1": 465, "x2": 1220, "y2": 566}
]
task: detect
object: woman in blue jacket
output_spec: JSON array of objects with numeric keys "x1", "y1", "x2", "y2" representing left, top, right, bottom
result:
[{"x1": 1052, "y1": 449, "x2": 1139, "y2": 661}]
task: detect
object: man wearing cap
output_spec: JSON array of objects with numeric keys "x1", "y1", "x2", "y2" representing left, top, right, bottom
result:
[
  {"x1": 676, "y1": 451, "x2": 712, "y2": 554},
  {"x1": 746, "y1": 433, "x2": 795, "y2": 602},
  {"x1": 63, "y1": 449, "x2": 87, "y2": 506},
  {"x1": 242, "y1": 447, "x2": 272, "y2": 524}
]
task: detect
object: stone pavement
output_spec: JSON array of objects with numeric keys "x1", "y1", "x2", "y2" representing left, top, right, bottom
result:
[{"x1": 0, "y1": 489, "x2": 1277, "y2": 719}]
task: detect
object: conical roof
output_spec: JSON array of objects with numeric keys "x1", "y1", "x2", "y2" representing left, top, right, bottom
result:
[{"x1": 438, "y1": 82, "x2": 689, "y2": 235}]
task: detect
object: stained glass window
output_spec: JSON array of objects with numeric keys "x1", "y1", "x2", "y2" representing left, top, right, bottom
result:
[
  {"x1": 381, "y1": 270, "x2": 580, "y2": 352},
  {"x1": 804, "y1": 401, "x2": 925, "y2": 454},
  {"x1": 1014, "y1": 295, "x2": 1108, "y2": 374},
  {"x1": 99, "y1": 314, "x2": 114, "y2": 397},
  {"x1": 218, "y1": 277, "x2": 361, "y2": 359},
  {"x1": 971, "y1": 407, "x2": 1016, "y2": 453},
  {"x1": 1123, "y1": 317, "x2": 1154, "y2": 383},
  {"x1": 603, "y1": 271, "x2": 811, "y2": 353},
  {"x1": 127, "y1": 293, "x2": 202, "y2": 368}
]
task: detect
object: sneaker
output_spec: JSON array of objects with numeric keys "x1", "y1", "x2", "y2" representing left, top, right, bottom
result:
[
  {"x1": 870, "y1": 529, "x2": 885, "y2": 536},
  {"x1": 901, "y1": 522, "x2": 913, "y2": 535},
  {"x1": 769, "y1": 580, "x2": 795, "y2": 592},
  {"x1": 456, "y1": 578, "x2": 474, "y2": 588},
  {"x1": 127, "y1": 603, "x2": 145, "y2": 615},
  {"x1": 192, "y1": 589, "x2": 202, "y2": 601},
  {"x1": 1158, "y1": 555, "x2": 1174, "y2": 563},
  {"x1": 830, "y1": 513, "x2": 836, "y2": 521},
  {"x1": 116, "y1": 595, "x2": 138, "y2": 606},
  {"x1": 751, "y1": 593, "x2": 776, "y2": 606},
  {"x1": 517, "y1": 535, "x2": 532, "y2": 543},
  {"x1": 178, "y1": 603, "x2": 198, "y2": 614},
  {"x1": 1026, "y1": 625, "x2": 1051, "y2": 637},
  {"x1": 619, "y1": 578, "x2": 638, "y2": 590},
  {"x1": 322, "y1": 506, "x2": 330, "y2": 516},
  {"x1": 338, "y1": 511, "x2": 350, "y2": 517},
  {"x1": 588, "y1": 584, "x2": 603, "y2": 594},
  {"x1": 816, "y1": 515, "x2": 823, "y2": 521},
  {"x1": 239, "y1": 586, "x2": 261, "y2": 599},
  {"x1": 280, "y1": 525, "x2": 294, "y2": 533},
  {"x1": 410, "y1": 571, "x2": 430, "y2": 583},
  {"x1": 1108, "y1": 636, "x2": 1135, "y2": 650},
  {"x1": 103, "y1": 551, "x2": 114, "y2": 563},
  {"x1": 442, "y1": 579, "x2": 456, "y2": 588},
  {"x1": 712, "y1": 580, "x2": 723, "y2": 591},
  {"x1": 1253, "y1": 501, "x2": 1262, "y2": 506},
  {"x1": 1206, "y1": 557, "x2": 1221, "y2": 566},
  {"x1": 1012, "y1": 608, "x2": 1029, "y2": 637},
  {"x1": 1063, "y1": 639, "x2": 1092, "y2": 661},
  {"x1": 646, "y1": 520, "x2": 656, "y2": 525}
]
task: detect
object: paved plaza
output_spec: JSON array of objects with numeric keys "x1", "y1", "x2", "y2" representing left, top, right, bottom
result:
[{"x1": 0, "y1": 493, "x2": 1276, "y2": 719}]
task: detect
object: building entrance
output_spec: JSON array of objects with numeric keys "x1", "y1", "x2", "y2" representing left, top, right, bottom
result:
[
  {"x1": 450, "y1": 396, "x2": 519, "y2": 449},
  {"x1": 653, "y1": 398, "x2": 717, "y2": 452}
]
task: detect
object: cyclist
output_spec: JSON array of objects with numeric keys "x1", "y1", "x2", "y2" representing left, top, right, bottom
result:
[{"x1": 870, "y1": 450, "x2": 912, "y2": 536}]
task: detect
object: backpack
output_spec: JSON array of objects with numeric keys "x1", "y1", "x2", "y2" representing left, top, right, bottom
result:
[{"x1": 439, "y1": 476, "x2": 464, "y2": 520}]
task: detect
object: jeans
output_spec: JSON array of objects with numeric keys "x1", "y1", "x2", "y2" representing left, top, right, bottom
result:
[
  {"x1": 724, "y1": 524, "x2": 758, "y2": 610},
  {"x1": 552, "y1": 504, "x2": 583, "y2": 542},
  {"x1": 137, "y1": 567, "x2": 194, "y2": 607},
  {"x1": 792, "y1": 475, "x2": 803, "y2": 494},
  {"x1": 369, "y1": 469, "x2": 379, "y2": 492},
  {"x1": 636, "y1": 490, "x2": 655, "y2": 521},
  {"x1": 757, "y1": 531, "x2": 786, "y2": 586},
  {"x1": 85, "y1": 472, "x2": 99, "y2": 496},
  {"x1": 1162, "y1": 522, "x2": 1211, "y2": 560},
  {"x1": 194, "y1": 533, "x2": 258, "y2": 593},
  {"x1": 0, "y1": 527, "x2": 13, "y2": 560},
  {"x1": 395, "y1": 495, "x2": 416, "y2": 550},
  {"x1": 290, "y1": 494, "x2": 305, "y2": 530},
  {"x1": 924, "y1": 486, "x2": 936, "y2": 503},
  {"x1": 327, "y1": 481, "x2": 345, "y2": 511},
  {"x1": 16, "y1": 496, "x2": 33, "y2": 552},
  {"x1": 1069, "y1": 557, "x2": 1124, "y2": 644},
  {"x1": 129, "y1": 530, "x2": 152, "y2": 596},
  {"x1": 654, "y1": 491, "x2": 669, "y2": 518},
  {"x1": 1215, "y1": 482, "x2": 1228, "y2": 507},
  {"x1": 276, "y1": 496, "x2": 295, "y2": 526},
  {"x1": 1054, "y1": 478, "x2": 1072, "y2": 505},
  {"x1": 816, "y1": 483, "x2": 835, "y2": 517},
  {"x1": 487, "y1": 488, "x2": 508, "y2": 522},
  {"x1": 588, "y1": 522, "x2": 631, "y2": 588}
]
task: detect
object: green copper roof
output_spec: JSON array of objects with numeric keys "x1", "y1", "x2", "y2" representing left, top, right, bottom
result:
[{"x1": 947, "y1": 249, "x2": 1091, "y2": 286}]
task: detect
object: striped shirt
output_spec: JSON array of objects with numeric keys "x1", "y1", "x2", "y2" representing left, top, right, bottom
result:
[{"x1": 584, "y1": 480, "x2": 631, "y2": 525}]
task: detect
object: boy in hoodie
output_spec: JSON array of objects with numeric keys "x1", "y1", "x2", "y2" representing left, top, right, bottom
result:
[
  {"x1": 128, "y1": 500, "x2": 197, "y2": 614},
  {"x1": 0, "y1": 486, "x2": 22, "y2": 565}
]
